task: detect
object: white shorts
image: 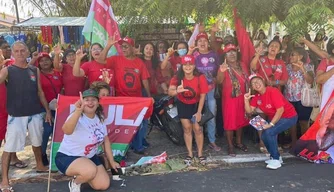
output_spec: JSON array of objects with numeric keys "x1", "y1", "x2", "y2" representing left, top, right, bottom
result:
[{"x1": 4, "y1": 113, "x2": 44, "y2": 152}]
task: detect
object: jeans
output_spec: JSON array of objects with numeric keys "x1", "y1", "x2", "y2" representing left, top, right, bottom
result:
[
  {"x1": 42, "y1": 110, "x2": 56, "y2": 155},
  {"x1": 261, "y1": 116, "x2": 298, "y2": 160},
  {"x1": 131, "y1": 119, "x2": 148, "y2": 152},
  {"x1": 205, "y1": 89, "x2": 217, "y2": 143},
  {"x1": 131, "y1": 89, "x2": 149, "y2": 152}
]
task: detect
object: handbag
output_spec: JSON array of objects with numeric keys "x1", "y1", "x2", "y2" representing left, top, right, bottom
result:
[
  {"x1": 198, "y1": 104, "x2": 214, "y2": 126},
  {"x1": 301, "y1": 81, "x2": 320, "y2": 107},
  {"x1": 214, "y1": 84, "x2": 221, "y2": 99}
]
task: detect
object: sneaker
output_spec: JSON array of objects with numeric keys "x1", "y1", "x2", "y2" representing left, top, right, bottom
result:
[
  {"x1": 266, "y1": 159, "x2": 282, "y2": 170},
  {"x1": 68, "y1": 179, "x2": 81, "y2": 192},
  {"x1": 265, "y1": 156, "x2": 283, "y2": 164}
]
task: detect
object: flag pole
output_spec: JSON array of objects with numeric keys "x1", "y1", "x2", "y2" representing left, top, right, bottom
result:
[{"x1": 89, "y1": 32, "x2": 93, "y2": 61}]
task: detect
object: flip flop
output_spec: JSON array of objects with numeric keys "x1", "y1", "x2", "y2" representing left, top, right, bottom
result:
[
  {"x1": 0, "y1": 185, "x2": 14, "y2": 192},
  {"x1": 208, "y1": 144, "x2": 221, "y2": 152},
  {"x1": 36, "y1": 169, "x2": 49, "y2": 173},
  {"x1": 10, "y1": 161, "x2": 28, "y2": 169}
]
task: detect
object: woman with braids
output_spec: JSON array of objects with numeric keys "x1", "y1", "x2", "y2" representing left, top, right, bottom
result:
[{"x1": 55, "y1": 89, "x2": 120, "y2": 192}]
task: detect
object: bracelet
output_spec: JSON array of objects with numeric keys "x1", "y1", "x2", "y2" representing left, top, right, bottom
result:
[
  {"x1": 276, "y1": 80, "x2": 279, "y2": 85},
  {"x1": 270, "y1": 122, "x2": 275, "y2": 127}
]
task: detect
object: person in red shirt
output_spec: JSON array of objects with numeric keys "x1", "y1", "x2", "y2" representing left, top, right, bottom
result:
[
  {"x1": 244, "y1": 74, "x2": 297, "y2": 170},
  {"x1": 53, "y1": 46, "x2": 86, "y2": 96},
  {"x1": 169, "y1": 55, "x2": 208, "y2": 166},
  {"x1": 250, "y1": 40, "x2": 288, "y2": 92},
  {"x1": 161, "y1": 42, "x2": 189, "y2": 74},
  {"x1": 98, "y1": 36, "x2": 151, "y2": 155},
  {"x1": 37, "y1": 52, "x2": 63, "y2": 166},
  {"x1": 140, "y1": 42, "x2": 163, "y2": 95},
  {"x1": 73, "y1": 43, "x2": 115, "y2": 96}
]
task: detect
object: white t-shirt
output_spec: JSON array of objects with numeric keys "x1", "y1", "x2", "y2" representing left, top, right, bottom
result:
[{"x1": 58, "y1": 113, "x2": 108, "y2": 158}]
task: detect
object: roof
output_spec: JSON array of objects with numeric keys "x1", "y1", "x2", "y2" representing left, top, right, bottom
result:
[{"x1": 15, "y1": 17, "x2": 87, "y2": 27}]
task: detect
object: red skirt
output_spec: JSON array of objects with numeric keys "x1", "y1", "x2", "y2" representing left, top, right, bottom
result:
[{"x1": 222, "y1": 94, "x2": 249, "y2": 131}]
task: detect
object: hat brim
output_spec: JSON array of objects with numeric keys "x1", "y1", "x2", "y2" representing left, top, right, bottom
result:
[{"x1": 118, "y1": 40, "x2": 133, "y2": 47}]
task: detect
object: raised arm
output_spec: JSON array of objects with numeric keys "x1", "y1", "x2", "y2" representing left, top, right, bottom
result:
[
  {"x1": 303, "y1": 38, "x2": 328, "y2": 59},
  {"x1": 96, "y1": 35, "x2": 117, "y2": 64},
  {"x1": 161, "y1": 44, "x2": 174, "y2": 70},
  {"x1": 73, "y1": 47, "x2": 86, "y2": 77},
  {"x1": 53, "y1": 44, "x2": 63, "y2": 71},
  {"x1": 209, "y1": 23, "x2": 220, "y2": 52},
  {"x1": 216, "y1": 60, "x2": 228, "y2": 84},
  {"x1": 62, "y1": 92, "x2": 84, "y2": 135}
]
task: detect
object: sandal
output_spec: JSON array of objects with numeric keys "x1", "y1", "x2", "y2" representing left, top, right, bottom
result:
[
  {"x1": 10, "y1": 161, "x2": 28, "y2": 169},
  {"x1": 0, "y1": 186, "x2": 14, "y2": 192},
  {"x1": 209, "y1": 144, "x2": 221, "y2": 152},
  {"x1": 234, "y1": 143, "x2": 248, "y2": 152},
  {"x1": 228, "y1": 146, "x2": 236, "y2": 157},
  {"x1": 184, "y1": 156, "x2": 193, "y2": 166},
  {"x1": 198, "y1": 156, "x2": 207, "y2": 166}
]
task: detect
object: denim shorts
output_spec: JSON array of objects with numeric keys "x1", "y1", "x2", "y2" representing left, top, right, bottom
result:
[{"x1": 55, "y1": 152, "x2": 102, "y2": 175}]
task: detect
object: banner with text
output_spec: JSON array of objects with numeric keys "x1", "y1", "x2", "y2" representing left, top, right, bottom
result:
[{"x1": 51, "y1": 95, "x2": 153, "y2": 171}]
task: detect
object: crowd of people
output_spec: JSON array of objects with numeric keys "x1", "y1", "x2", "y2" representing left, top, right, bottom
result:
[{"x1": 0, "y1": 24, "x2": 333, "y2": 191}]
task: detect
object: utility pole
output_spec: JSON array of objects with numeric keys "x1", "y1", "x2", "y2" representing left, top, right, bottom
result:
[{"x1": 13, "y1": 0, "x2": 20, "y2": 23}]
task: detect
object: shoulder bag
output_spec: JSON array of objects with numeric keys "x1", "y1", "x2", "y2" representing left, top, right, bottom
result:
[{"x1": 196, "y1": 76, "x2": 214, "y2": 126}]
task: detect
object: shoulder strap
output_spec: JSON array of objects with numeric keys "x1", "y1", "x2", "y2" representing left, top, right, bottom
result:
[{"x1": 41, "y1": 72, "x2": 58, "y2": 96}]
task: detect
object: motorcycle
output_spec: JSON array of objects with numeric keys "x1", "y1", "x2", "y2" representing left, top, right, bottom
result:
[{"x1": 149, "y1": 94, "x2": 184, "y2": 146}]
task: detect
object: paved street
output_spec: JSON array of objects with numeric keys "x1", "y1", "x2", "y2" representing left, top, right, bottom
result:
[{"x1": 13, "y1": 159, "x2": 334, "y2": 192}]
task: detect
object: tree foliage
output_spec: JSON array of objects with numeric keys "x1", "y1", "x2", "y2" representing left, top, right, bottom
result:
[{"x1": 3, "y1": 0, "x2": 334, "y2": 40}]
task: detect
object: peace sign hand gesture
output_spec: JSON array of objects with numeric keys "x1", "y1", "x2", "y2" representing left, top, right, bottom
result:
[
  {"x1": 76, "y1": 46, "x2": 87, "y2": 60},
  {"x1": 176, "y1": 80, "x2": 189, "y2": 94},
  {"x1": 244, "y1": 88, "x2": 255, "y2": 100},
  {"x1": 167, "y1": 43, "x2": 175, "y2": 57},
  {"x1": 75, "y1": 92, "x2": 85, "y2": 112},
  {"x1": 188, "y1": 43, "x2": 198, "y2": 55}
]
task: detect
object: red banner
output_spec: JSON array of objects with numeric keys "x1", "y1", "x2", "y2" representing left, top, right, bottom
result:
[{"x1": 54, "y1": 95, "x2": 153, "y2": 143}]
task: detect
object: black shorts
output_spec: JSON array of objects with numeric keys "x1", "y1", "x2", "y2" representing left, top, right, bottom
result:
[
  {"x1": 55, "y1": 152, "x2": 102, "y2": 175},
  {"x1": 290, "y1": 101, "x2": 313, "y2": 121},
  {"x1": 176, "y1": 101, "x2": 198, "y2": 119}
]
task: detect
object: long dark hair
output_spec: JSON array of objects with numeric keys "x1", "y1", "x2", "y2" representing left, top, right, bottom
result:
[
  {"x1": 140, "y1": 42, "x2": 159, "y2": 70},
  {"x1": 176, "y1": 65, "x2": 201, "y2": 85},
  {"x1": 96, "y1": 104, "x2": 105, "y2": 123}
]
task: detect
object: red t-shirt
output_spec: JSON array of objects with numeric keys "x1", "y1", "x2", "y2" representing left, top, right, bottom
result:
[
  {"x1": 81, "y1": 60, "x2": 115, "y2": 87},
  {"x1": 61, "y1": 64, "x2": 86, "y2": 96},
  {"x1": 170, "y1": 74, "x2": 209, "y2": 104},
  {"x1": 143, "y1": 60, "x2": 158, "y2": 95},
  {"x1": 256, "y1": 56, "x2": 288, "y2": 81},
  {"x1": 169, "y1": 56, "x2": 182, "y2": 73},
  {"x1": 250, "y1": 87, "x2": 297, "y2": 120},
  {"x1": 317, "y1": 58, "x2": 334, "y2": 72},
  {"x1": 40, "y1": 71, "x2": 63, "y2": 103},
  {"x1": 106, "y1": 56, "x2": 150, "y2": 97}
]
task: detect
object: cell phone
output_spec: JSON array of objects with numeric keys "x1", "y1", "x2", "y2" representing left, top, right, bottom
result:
[
  {"x1": 191, "y1": 115, "x2": 196, "y2": 124},
  {"x1": 111, "y1": 167, "x2": 125, "y2": 175}
]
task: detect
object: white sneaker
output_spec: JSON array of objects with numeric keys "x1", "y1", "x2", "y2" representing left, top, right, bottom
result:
[
  {"x1": 266, "y1": 159, "x2": 282, "y2": 170},
  {"x1": 265, "y1": 156, "x2": 283, "y2": 164},
  {"x1": 69, "y1": 179, "x2": 81, "y2": 192}
]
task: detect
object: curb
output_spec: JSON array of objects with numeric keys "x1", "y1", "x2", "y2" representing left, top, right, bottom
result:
[{"x1": 207, "y1": 153, "x2": 296, "y2": 164}]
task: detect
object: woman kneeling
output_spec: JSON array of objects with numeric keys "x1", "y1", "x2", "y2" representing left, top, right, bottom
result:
[
  {"x1": 244, "y1": 75, "x2": 298, "y2": 170},
  {"x1": 55, "y1": 89, "x2": 120, "y2": 192}
]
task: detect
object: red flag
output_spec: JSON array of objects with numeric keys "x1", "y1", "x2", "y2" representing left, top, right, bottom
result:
[{"x1": 233, "y1": 8, "x2": 255, "y2": 68}]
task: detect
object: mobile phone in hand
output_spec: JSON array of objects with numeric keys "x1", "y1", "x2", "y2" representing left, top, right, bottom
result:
[{"x1": 191, "y1": 115, "x2": 196, "y2": 124}]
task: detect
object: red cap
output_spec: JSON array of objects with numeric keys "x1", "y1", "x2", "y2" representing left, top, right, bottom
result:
[
  {"x1": 118, "y1": 37, "x2": 135, "y2": 47},
  {"x1": 181, "y1": 55, "x2": 195, "y2": 65},
  {"x1": 216, "y1": 37, "x2": 223, "y2": 43},
  {"x1": 196, "y1": 32, "x2": 209, "y2": 41},
  {"x1": 223, "y1": 44, "x2": 237, "y2": 53},
  {"x1": 249, "y1": 73, "x2": 264, "y2": 81},
  {"x1": 37, "y1": 52, "x2": 52, "y2": 63}
]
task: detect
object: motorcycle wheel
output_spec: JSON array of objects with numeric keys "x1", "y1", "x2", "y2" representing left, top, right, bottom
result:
[{"x1": 161, "y1": 114, "x2": 185, "y2": 146}]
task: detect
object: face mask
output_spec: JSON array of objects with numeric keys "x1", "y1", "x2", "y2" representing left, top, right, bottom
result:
[{"x1": 177, "y1": 49, "x2": 187, "y2": 56}]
